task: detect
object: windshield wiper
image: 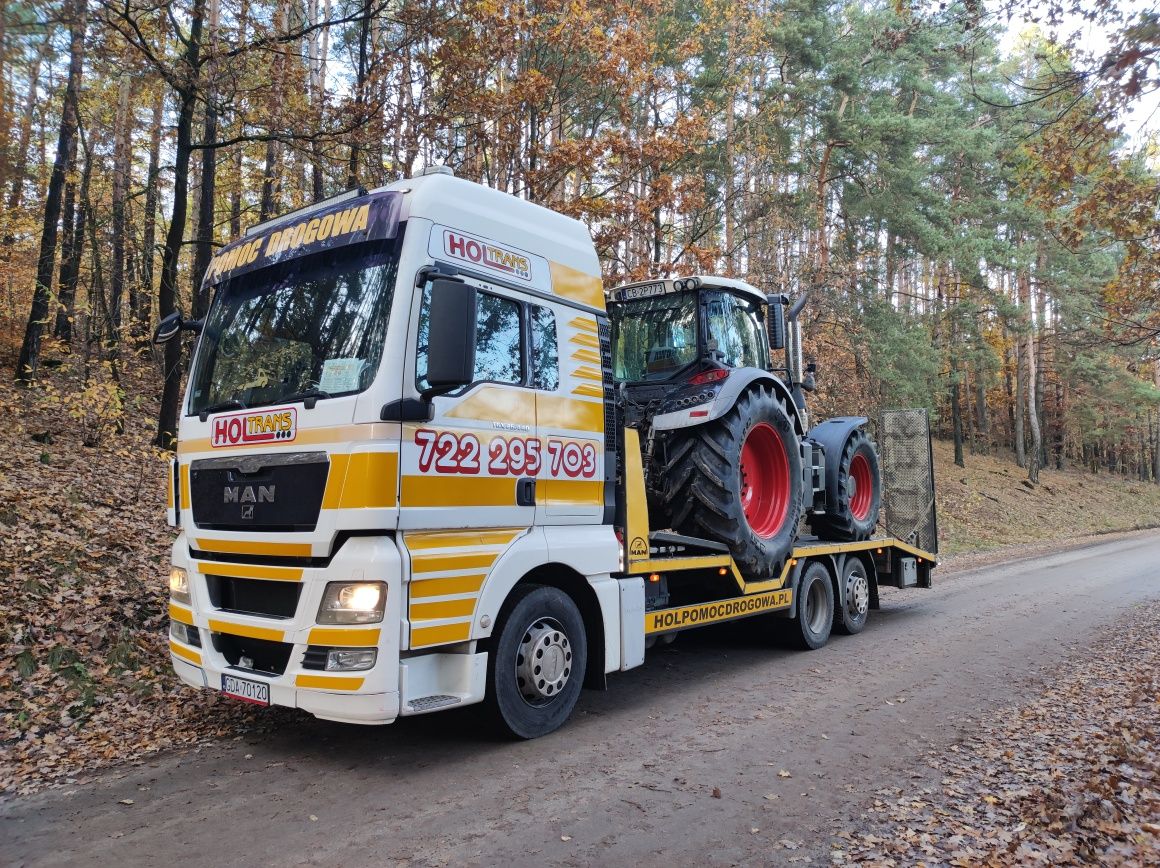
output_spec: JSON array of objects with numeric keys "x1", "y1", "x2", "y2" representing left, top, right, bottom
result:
[
  {"x1": 282, "y1": 387, "x2": 332, "y2": 409},
  {"x1": 198, "y1": 399, "x2": 246, "y2": 421}
]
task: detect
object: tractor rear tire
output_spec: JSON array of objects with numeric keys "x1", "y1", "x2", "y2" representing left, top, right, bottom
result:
[
  {"x1": 661, "y1": 386, "x2": 803, "y2": 579},
  {"x1": 808, "y1": 428, "x2": 881, "y2": 542}
]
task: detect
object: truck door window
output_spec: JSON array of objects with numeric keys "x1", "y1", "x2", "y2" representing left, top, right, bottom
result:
[
  {"x1": 416, "y1": 284, "x2": 524, "y2": 389},
  {"x1": 530, "y1": 305, "x2": 559, "y2": 391}
]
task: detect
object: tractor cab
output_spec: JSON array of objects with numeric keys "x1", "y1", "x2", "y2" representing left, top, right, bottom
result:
[{"x1": 607, "y1": 276, "x2": 789, "y2": 430}]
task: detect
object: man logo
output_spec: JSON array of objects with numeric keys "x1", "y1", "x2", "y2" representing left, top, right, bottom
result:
[
  {"x1": 223, "y1": 485, "x2": 276, "y2": 504},
  {"x1": 241, "y1": 505, "x2": 254, "y2": 520}
]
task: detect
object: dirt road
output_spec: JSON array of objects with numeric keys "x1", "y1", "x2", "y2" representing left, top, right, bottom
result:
[{"x1": 4, "y1": 531, "x2": 1159, "y2": 867}]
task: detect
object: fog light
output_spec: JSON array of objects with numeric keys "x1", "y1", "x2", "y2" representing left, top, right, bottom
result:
[
  {"x1": 169, "y1": 619, "x2": 200, "y2": 647},
  {"x1": 317, "y1": 581, "x2": 387, "y2": 624},
  {"x1": 325, "y1": 648, "x2": 377, "y2": 671},
  {"x1": 169, "y1": 567, "x2": 190, "y2": 604}
]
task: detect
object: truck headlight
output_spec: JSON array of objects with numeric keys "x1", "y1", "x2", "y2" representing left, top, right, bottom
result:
[
  {"x1": 169, "y1": 567, "x2": 190, "y2": 604},
  {"x1": 317, "y1": 582, "x2": 386, "y2": 624}
]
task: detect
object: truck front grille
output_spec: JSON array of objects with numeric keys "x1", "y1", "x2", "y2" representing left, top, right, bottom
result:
[
  {"x1": 211, "y1": 633, "x2": 294, "y2": 676},
  {"x1": 190, "y1": 451, "x2": 329, "y2": 532},
  {"x1": 206, "y1": 575, "x2": 301, "y2": 619}
]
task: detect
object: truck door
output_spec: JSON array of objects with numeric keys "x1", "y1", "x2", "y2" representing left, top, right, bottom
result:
[{"x1": 399, "y1": 274, "x2": 538, "y2": 531}]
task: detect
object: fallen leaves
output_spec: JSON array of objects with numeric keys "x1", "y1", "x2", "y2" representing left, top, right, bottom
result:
[{"x1": 838, "y1": 602, "x2": 1160, "y2": 865}]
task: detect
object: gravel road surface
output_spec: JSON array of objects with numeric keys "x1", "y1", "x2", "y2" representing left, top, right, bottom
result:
[{"x1": 4, "y1": 531, "x2": 1159, "y2": 866}]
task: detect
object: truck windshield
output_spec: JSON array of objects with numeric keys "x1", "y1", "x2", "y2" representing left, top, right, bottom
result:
[
  {"x1": 610, "y1": 294, "x2": 698, "y2": 382},
  {"x1": 187, "y1": 244, "x2": 398, "y2": 415}
]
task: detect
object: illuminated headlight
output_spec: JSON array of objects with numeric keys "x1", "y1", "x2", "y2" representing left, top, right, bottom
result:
[
  {"x1": 317, "y1": 582, "x2": 387, "y2": 624},
  {"x1": 169, "y1": 567, "x2": 190, "y2": 604},
  {"x1": 325, "y1": 648, "x2": 377, "y2": 671}
]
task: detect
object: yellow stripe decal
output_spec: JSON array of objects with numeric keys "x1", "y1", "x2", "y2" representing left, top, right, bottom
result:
[
  {"x1": 568, "y1": 316, "x2": 599, "y2": 333},
  {"x1": 572, "y1": 383, "x2": 604, "y2": 398},
  {"x1": 194, "y1": 561, "x2": 304, "y2": 581},
  {"x1": 570, "y1": 347, "x2": 601, "y2": 364},
  {"x1": 193, "y1": 538, "x2": 313, "y2": 558},
  {"x1": 307, "y1": 627, "x2": 381, "y2": 647},
  {"x1": 169, "y1": 640, "x2": 202, "y2": 665},
  {"x1": 177, "y1": 422, "x2": 399, "y2": 456},
  {"x1": 569, "y1": 331, "x2": 600, "y2": 349},
  {"x1": 402, "y1": 475, "x2": 517, "y2": 508},
  {"x1": 295, "y1": 674, "x2": 365, "y2": 691},
  {"x1": 404, "y1": 529, "x2": 523, "y2": 551},
  {"x1": 550, "y1": 261, "x2": 605, "y2": 310},
  {"x1": 208, "y1": 619, "x2": 285, "y2": 642},
  {"x1": 445, "y1": 387, "x2": 535, "y2": 425},
  {"x1": 540, "y1": 478, "x2": 604, "y2": 507},
  {"x1": 571, "y1": 365, "x2": 604, "y2": 382},
  {"x1": 537, "y1": 394, "x2": 603, "y2": 432},
  {"x1": 322, "y1": 451, "x2": 398, "y2": 510},
  {"x1": 411, "y1": 598, "x2": 478, "y2": 620},
  {"x1": 180, "y1": 464, "x2": 191, "y2": 509},
  {"x1": 169, "y1": 603, "x2": 195, "y2": 625},
  {"x1": 411, "y1": 622, "x2": 472, "y2": 648},
  {"x1": 411, "y1": 551, "x2": 498, "y2": 574},
  {"x1": 410, "y1": 574, "x2": 488, "y2": 598}
]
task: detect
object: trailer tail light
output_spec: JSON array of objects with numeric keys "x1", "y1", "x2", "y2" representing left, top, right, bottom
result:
[{"x1": 648, "y1": 573, "x2": 661, "y2": 583}]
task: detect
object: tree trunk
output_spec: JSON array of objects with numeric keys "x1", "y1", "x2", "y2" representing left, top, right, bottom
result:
[
  {"x1": 139, "y1": 88, "x2": 165, "y2": 334},
  {"x1": 51, "y1": 131, "x2": 79, "y2": 342},
  {"x1": 191, "y1": 0, "x2": 220, "y2": 318},
  {"x1": 346, "y1": 0, "x2": 371, "y2": 188},
  {"x1": 15, "y1": 0, "x2": 85, "y2": 383},
  {"x1": 109, "y1": 73, "x2": 132, "y2": 347},
  {"x1": 156, "y1": 0, "x2": 206, "y2": 448},
  {"x1": 5, "y1": 33, "x2": 48, "y2": 219},
  {"x1": 54, "y1": 143, "x2": 90, "y2": 343}
]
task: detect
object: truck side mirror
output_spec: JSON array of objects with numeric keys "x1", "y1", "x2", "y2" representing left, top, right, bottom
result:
[
  {"x1": 766, "y1": 295, "x2": 787, "y2": 351},
  {"x1": 153, "y1": 311, "x2": 184, "y2": 344},
  {"x1": 424, "y1": 279, "x2": 477, "y2": 393}
]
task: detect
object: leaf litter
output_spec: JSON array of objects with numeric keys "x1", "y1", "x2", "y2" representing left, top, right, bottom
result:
[{"x1": 836, "y1": 602, "x2": 1160, "y2": 866}]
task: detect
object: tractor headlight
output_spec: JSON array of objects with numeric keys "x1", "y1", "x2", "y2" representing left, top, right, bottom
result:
[
  {"x1": 169, "y1": 567, "x2": 190, "y2": 604},
  {"x1": 317, "y1": 582, "x2": 387, "y2": 624}
]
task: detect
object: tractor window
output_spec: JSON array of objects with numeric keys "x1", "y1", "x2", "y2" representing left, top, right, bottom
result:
[
  {"x1": 703, "y1": 292, "x2": 770, "y2": 370},
  {"x1": 610, "y1": 294, "x2": 698, "y2": 382}
]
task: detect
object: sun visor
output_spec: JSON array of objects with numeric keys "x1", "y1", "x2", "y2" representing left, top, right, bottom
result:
[{"x1": 202, "y1": 191, "x2": 403, "y2": 288}]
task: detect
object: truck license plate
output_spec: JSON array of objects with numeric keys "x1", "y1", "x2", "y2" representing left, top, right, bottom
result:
[{"x1": 221, "y1": 673, "x2": 270, "y2": 705}]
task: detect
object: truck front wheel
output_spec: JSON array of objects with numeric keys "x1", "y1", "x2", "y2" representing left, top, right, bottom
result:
[{"x1": 484, "y1": 585, "x2": 587, "y2": 739}]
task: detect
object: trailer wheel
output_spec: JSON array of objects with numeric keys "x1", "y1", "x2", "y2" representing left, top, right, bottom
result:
[
  {"x1": 484, "y1": 585, "x2": 587, "y2": 739},
  {"x1": 808, "y1": 428, "x2": 881, "y2": 541},
  {"x1": 833, "y1": 557, "x2": 870, "y2": 635},
  {"x1": 662, "y1": 386, "x2": 804, "y2": 578},
  {"x1": 790, "y1": 562, "x2": 834, "y2": 650}
]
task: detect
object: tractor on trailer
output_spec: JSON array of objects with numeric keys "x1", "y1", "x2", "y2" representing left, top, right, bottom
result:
[{"x1": 157, "y1": 168, "x2": 937, "y2": 738}]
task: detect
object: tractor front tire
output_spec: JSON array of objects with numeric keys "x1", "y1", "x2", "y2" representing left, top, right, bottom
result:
[
  {"x1": 808, "y1": 427, "x2": 881, "y2": 541},
  {"x1": 662, "y1": 386, "x2": 804, "y2": 579}
]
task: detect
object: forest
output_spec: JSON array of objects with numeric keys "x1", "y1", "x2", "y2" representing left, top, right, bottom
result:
[{"x1": 2, "y1": 0, "x2": 1158, "y2": 481}]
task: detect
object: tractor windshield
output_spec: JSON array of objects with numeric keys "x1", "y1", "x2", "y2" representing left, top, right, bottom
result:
[
  {"x1": 610, "y1": 293, "x2": 698, "y2": 382},
  {"x1": 187, "y1": 243, "x2": 399, "y2": 415}
]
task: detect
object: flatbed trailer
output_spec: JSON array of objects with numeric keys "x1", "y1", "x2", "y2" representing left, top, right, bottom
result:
[{"x1": 618, "y1": 429, "x2": 936, "y2": 650}]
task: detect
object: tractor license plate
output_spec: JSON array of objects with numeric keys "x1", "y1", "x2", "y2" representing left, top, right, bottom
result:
[
  {"x1": 619, "y1": 282, "x2": 666, "y2": 300},
  {"x1": 221, "y1": 673, "x2": 269, "y2": 706}
]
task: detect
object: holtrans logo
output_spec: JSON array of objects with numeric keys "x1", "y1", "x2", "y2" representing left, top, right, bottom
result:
[
  {"x1": 443, "y1": 230, "x2": 532, "y2": 281},
  {"x1": 211, "y1": 408, "x2": 297, "y2": 448}
]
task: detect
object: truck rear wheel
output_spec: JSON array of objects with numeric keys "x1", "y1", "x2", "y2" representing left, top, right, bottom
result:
[
  {"x1": 808, "y1": 428, "x2": 881, "y2": 541},
  {"x1": 789, "y1": 561, "x2": 834, "y2": 650},
  {"x1": 484, "y1": 585, "x2": 587, "y2": 739},
  {"x1": 662, "y1": 386, "x2": 803, "y2": 578},
  {"x1": 833, "y1": 556, "x2": 870, "y2": 635}
]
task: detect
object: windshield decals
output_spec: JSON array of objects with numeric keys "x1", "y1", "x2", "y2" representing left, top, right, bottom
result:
[{"x1": 203, "y1": 192, "x2": 401, "y2": 287}]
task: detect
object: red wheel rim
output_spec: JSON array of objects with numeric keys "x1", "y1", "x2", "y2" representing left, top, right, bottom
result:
[
  {"x1": 738, "y1": 423, "x2": 790, "y2": 538},
  {"x1": 849, "y1": 451, "x2": 873, "y2": 521}
]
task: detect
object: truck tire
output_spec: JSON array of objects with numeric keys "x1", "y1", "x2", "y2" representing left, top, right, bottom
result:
[
  {"x1": 833, "y1": 556, "x2": 870, "y2": 635},
  {"x1": 484, "y1": 585, "x2": 587, "y2": 739},
  {"x1": 662, "y1": 386, "x2": 803, "y2": 579},
  {"x1": 790, "y1": 561, "x2": 834, "y2": 650},
  {"x1": 808, "y1": 428, "x2": 881, "y2": 541}
]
